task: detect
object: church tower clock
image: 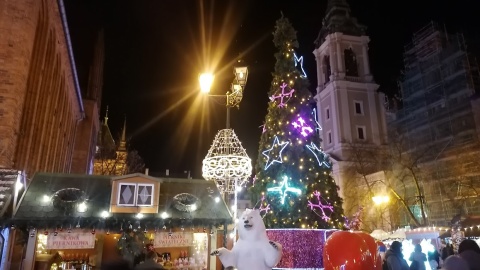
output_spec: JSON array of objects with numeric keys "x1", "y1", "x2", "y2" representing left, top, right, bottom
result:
[{"x1": 313, "y1": 0, "x2": 388, "y2": 213}]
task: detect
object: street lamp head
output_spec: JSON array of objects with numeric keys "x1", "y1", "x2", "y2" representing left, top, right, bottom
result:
[
  {"x1": 234, "y1": 65, "x2": 248, "y2": 87},
  {"x1": 199, "y1": 73, "x2": 214, "y2": 93}
]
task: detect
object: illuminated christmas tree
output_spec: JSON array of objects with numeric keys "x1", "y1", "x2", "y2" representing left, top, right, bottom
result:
[{"x1": 250, "y1": 15, "x2": 344, "y2": 229}]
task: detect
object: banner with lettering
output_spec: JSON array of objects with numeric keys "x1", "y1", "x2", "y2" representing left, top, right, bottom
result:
[
  {"x1": 46, "y1": 233, "x2": 95, "y2": 249},
  {"x1": 154, "y1": 232, "x2": 194, "y2": 248}
]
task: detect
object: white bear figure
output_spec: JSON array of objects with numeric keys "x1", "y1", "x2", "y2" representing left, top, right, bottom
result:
[{"x1": 211, "y1": 208, "x2": 282, "y2": 270}]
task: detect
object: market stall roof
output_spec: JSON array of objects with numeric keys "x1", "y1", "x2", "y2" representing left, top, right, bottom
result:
[
  {"x1": 387, "y1": 228, "x2": 406, "y2": 240},
  {"x1": 11, "y1": 173, "x2": 232, "y2": 228},
  {"x1": 370, "y1": 229, "x2": 389, "y2": 241},
  {"x1": 0, "y1": 169, "x2": 21, "y2": 217},
  {"x1": 439, "y1": 216, "x2": 480, "y2": 238}
]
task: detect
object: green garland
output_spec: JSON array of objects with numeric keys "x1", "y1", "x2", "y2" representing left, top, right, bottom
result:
[
  {"x1": 172, "y1": 193, "x2": 201, "y2": 212},
  {"x1": 116, "y1": 227, "x2": 148, "y2": 262}
]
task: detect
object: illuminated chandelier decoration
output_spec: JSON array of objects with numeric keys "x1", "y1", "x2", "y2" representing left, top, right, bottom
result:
[{"x1": 202, "y1": 129, "x2": 252, "y2": 194}]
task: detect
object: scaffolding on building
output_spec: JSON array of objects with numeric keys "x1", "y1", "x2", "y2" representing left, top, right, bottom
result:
[{"x1": 391, "y1": 21, "x2": 480, "y2": 226}]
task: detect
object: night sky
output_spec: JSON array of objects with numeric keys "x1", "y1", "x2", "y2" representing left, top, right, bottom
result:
[{"x1": 64, "y1": 0, "x2": 479, "y2": 178}]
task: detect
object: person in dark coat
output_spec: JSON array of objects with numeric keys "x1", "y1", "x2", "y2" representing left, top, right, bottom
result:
[
  {"x1": 134, "y1": 251, "x2": 165, "y2": 270},
  {"x1": 458, "y1": 239, "x2": 480, "y2": 270},
  {"x1": 385, "y1": 241, "x2": 409, "y2": 270},
  {"x1": 442, "y1": 244, "x2": 454, "y2": 261}
]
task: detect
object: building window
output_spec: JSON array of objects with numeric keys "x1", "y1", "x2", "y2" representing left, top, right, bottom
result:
[
  {"x1": 326, "y1": 107, "x2": 330, "y2": 120},
  {"x1": 137, "y1": 184, "x2": 154, "y2": 206},
  {"x1": 344, "y1": 48, "x2": 359, "y2": 77},
  {"x1": 357, "y1": 126, "x2": 366, "y2": 140},
  {"x1": 323, "y1": 55, "x2": 331, "y2": 83},
  {"x1": 118, "y1": 183, "x2": 154, "y2": 207},
  {"x1": 327, "y1": 131, "x2": 332, "y2": 144},
  {"x1": 118, "y1": 183, "x2": 136, "y2": 206},
  {"x1": 354, "y1": 101, "x2": 364, "y2": 115}
]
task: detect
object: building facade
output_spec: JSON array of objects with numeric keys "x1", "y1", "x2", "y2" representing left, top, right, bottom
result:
[
  {"x1": 0, "y1": 0, "x2": 102, "y2": 177},
  {"x1": 313, "y1": 0, "x2": 389, "y2": 223},
  {"x1": 389, "y1": 22, "x2": 480, "y2": 226}
]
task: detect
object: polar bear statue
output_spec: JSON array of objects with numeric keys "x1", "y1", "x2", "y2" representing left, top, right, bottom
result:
[{"x1": 211, "y1": 208, "x2": 282, "y2": 270}]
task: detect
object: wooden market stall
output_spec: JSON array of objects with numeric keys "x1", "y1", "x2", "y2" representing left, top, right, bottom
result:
[{"x1": 9, "y1": 173, "x2": 232, "y2": 270}]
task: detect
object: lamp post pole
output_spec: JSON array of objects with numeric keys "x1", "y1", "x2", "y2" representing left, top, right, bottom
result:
[
  {"x1": 200, "y1": 61, "x2": 249, "y2": 246},
  {"x1": 226, "y1": 94, "x2": 231, "y2": 129}
]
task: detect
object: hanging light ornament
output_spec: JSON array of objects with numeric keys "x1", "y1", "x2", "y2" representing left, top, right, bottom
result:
[{"x1": 202, "y1": 129, "x2": 252, "y2": 195}]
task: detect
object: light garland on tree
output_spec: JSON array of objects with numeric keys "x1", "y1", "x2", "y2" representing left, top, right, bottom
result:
[
  {"x1": 262, "y1": 135, "x2": 289, "y2": 170},
  {"x1": 307, "y1": 190, "x2": 334, "y2": 221},
  {"x1": 267, "y1": 176, "x2": 301, "y2": 204},
  {"x1": 306, "y1": 142, "x2": 330, "y2": 168},
  {"x1": 269, "y1": 82, "x2": 295, "y2": 108},
  {"x1": 292, "y1": 116, "x2": 313, "y2": 137}
]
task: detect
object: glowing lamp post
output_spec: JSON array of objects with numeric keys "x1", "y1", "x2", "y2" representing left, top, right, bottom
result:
[
  {"x1": 199, "y1": 61, "x2": 248, "y2": 129},
  {"x1": 201, "y1": 61, "x2": 251, "y2": 244},
  {"x1": 372, "y1": 195, "x2": 390, "y2": 205}
]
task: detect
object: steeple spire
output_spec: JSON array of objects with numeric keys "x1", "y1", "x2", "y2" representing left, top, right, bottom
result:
[
  {"x1": 314, "y1": 0, "x2": 366, "y2": 48},
  {"x1": 325, "y1": 0, "x2": 351, "y2": 16},
  {"x1": 118, "y1": 116, "x2": 127, "y2": 151},
  {"x1": 104, "y1": 106, "x2": 109, "y2": 125}
]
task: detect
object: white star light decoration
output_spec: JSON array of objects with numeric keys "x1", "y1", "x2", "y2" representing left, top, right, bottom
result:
[
  {"x1": 269, "y1": 82, "x2": 295, "y2": 108},
  {"x1": 312, "y1": 108, "x2": 323, "y2": 134},
  {"x1": 262, "y1": 135, "x2": 289, "y2": 170},
  {"x1": 292, "y1": 116, "x2": 314, "y2": 137},
  {"x1": 306, "y1": 142, "x2": 330, "y2": 168},
  {"x1": 294, "y1": 53, "x2": 307, "y2": 77},
  {"x1": 307, "y1": 190, "x2": 334, "y2": 221},
  {"x1": 267, "y1": 176, "x2": 301, "y2": 204}
]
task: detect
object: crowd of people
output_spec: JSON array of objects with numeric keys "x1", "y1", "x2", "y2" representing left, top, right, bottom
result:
[{"x1": 384, "y1": 239, "x2": 480, "y2": 270}]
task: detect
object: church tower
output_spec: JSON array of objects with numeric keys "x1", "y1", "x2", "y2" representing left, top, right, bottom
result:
[
  {"x1": 313, "y1": 0, "x2": 388, "y2": 210},
  {"x1": 93, "y1": 109, "x2": 128, "y2": 176}
]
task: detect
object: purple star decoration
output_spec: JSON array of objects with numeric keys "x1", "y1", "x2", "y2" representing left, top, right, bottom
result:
[
  {"x1": 258, "y1": 195, "x2": 270, "y2": 215},
  {"x1": 292, "y1": 116, "x2": 313, "y2": 137},
  {"x1": 259, "y1": 124, "x2": 267, "y2": 133},
  {"x1": 269, "y1": 82, "x2": 295, "y2": 108},
  {"x1": 307, "y1": 190, "x2": 334, "y2": 221}
]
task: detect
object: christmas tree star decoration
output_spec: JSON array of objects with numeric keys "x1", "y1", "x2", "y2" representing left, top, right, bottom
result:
[
  {"x1": 307, "y1": 190, "x2": 334, "y2": 221},
  {"x1": 258, "y1": 195, "x2": 271, "y2": 215},
  {"x1": 294, "y1": 53, "x2": 307, "y2": 77},
  {"x1": 269, "y1": 82, "x2": 295, "y2": 108},
  {"x1": 346, "y1": 206, "x2": 364, "y2": 230},
  {"x1": 260, "y1": 124, "x2": 267, "y2": 133},
  {"x1": 267, "y1": 176, "x2": 301, "y2": 204},
  {"x1": 262, "y1": 136, "x2": 289, "y2": 170},
  {"x1": 306, "y1": 142, "x2": 330, "y2": 168},
  {"x1": 292, "y1": 116, "x2": 313, "y2": 137},
  {"x1": 312, "y1": 108, "x2": 323, "y2": 134}
]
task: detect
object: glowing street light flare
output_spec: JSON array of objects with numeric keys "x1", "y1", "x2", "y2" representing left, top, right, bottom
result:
[
  {"x1": 199, "y1": 73, "x2": 214, "y2": 93},
  {"x1": 372, "y1": 195, "x2": 390, "y2": 205}
]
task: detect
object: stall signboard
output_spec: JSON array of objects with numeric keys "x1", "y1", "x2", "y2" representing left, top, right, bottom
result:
[
  {"x1": 154, "y1": 232, "x2": 194, "y2": 248},
  {"x1": 46, "y1": 232, "x2": 95, "y2": 249}
]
